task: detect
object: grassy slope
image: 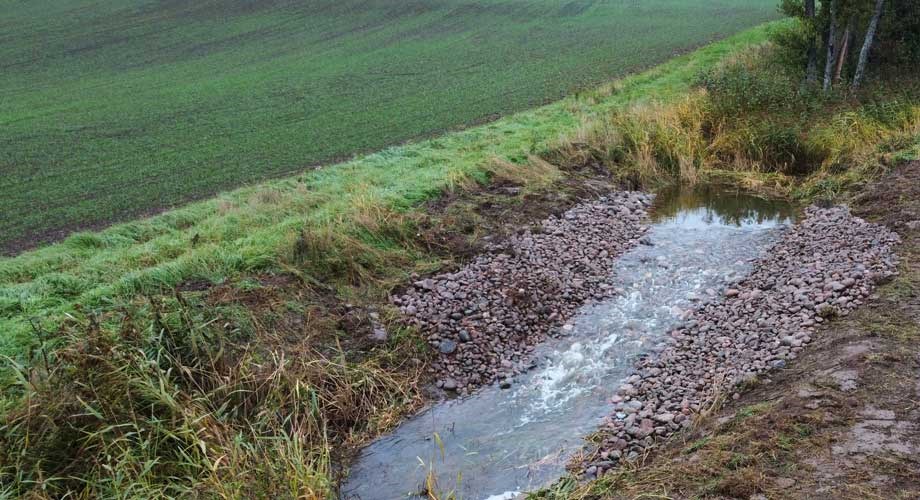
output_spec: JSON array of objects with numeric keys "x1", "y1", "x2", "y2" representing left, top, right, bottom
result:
[
  {"x1": 0, "y1": 24, "x2": 781, "y2": 362},
  {"x1": 0, "y1": 0, "x2": 779, "y2": 250}
]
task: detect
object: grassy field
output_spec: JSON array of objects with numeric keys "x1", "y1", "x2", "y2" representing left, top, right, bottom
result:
[
  {"x1": 0, "y1": 0, "x2": 780, "y2": 252},
  {"x1": 0, "y1": 24, "x2": 783, "y2": 365}
]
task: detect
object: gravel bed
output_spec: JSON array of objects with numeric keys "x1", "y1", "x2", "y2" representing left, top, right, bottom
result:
[
  {"x1": 584, "y1": 205, "x2": 900, "y2": 479},
  {"x1": 393, "y1": 192, "x2": 653, "y2": 394}
]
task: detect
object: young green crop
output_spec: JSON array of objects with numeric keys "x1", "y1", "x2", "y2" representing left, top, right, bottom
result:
[{"x1": 0, "y1": 0, "x2": 779, "y2": 252}]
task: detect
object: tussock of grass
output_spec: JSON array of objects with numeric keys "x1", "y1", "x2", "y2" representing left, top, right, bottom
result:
[
  {"x1": 486, "y1": 156, "x2": 564, "y2": 192},
  {"x1": 606, "y1": 95, "x2": 708, "y2": 187},
  {"x1": 286, "y1": 201, "x2": 420, "y2": 286},
  {"x1": 0, "y1": 287, "x2": 424, "y2": 498},
  {"x1": 799, "y1": 102, "x2": 920, "y2": 198}
]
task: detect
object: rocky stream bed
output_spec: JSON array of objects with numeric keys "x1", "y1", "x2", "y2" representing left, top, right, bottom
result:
[
  {"x1": 586, "y1": 205, "x2": 900, "y2": 478},
  {"x1": 347, "y1": 188, "x2": 901, "y2": 497},
  {"x1": 394, "y1": 192, "x2": 653, "y2": 394}
]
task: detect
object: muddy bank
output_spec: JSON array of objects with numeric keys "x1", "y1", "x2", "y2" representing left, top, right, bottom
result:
[
  {"x1": 393, "y1": 192, "x2": 652, "y2": 394},
  {"x1": 585, "y1": 205, "x2": 900, "y2": 477}
]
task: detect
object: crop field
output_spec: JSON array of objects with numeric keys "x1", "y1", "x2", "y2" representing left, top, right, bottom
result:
[{"x1": 0, "y1": 0, "x2": 778, "y2": 253}]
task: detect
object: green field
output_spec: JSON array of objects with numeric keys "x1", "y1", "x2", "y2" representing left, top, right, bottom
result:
[
  {"x1": 0, "y1": 0, "x2": 778, "y2": 252},
  {"x1": 0, "y1": 22, "x2": 784, "y2": 363}
]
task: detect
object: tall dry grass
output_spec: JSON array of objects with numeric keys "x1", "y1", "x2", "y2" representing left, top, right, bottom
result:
[
  {"x1": 0, "y1": 284, "x2": 424, "y2": 498},
  {"x1": 486, "y1": 155, "x2": 564, "y2": 191},
  {"x1": 547, "y1": 41, "x2": 920, "y2": 198}
]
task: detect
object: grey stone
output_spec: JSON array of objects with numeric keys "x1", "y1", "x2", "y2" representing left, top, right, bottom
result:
[{"x1": 439, "y1": 340, "x2": 458, "y2": 354}]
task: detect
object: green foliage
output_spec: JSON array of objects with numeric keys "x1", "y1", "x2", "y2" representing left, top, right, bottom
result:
[
  {"x1": 774, "y1": 1, "x2": 920, "y2": 89},
  {"x1": 691, "y1": 35, "x2": 918, "y2": 175},
  {"x1": 779, "y1": 0, "x2": 807, "y2": 18},
  {"x1": 878, "y1": 0, "x2": 920, "y2": 65},
  {"x1": 768, "y1": 16, "x2": 813, "y2": 69},
  {"x1": 562, "y1": 34, "x2": 918, "y2": 183},
  {"x1": 0, "y1": 0, "x2": 780, "y2": 252},
  {"x1": 699, "y1": 53, "x2": 801, "y2": 116}
]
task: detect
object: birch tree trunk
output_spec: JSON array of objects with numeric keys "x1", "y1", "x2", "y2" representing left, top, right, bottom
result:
[
  {"x1": 823, "y1": 0, "x2": 839, "y2": 91},
  {"x1": 853, "y1": 0, "x2": 886, "y2": 89}
]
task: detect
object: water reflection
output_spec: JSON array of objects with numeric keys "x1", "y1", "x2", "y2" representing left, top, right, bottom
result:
[{"x1": 652, "y1": 184, "x2": 796, "y2": 227}]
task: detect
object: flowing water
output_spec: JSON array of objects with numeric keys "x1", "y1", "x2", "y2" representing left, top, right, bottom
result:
[{"x1": 342, "y1": 185, "x2": 796, "y2": 499}]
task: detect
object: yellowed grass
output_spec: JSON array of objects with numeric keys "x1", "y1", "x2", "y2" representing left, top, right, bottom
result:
[{"x1": 486, "y1": 155, "x2": 564, "y2": 191}]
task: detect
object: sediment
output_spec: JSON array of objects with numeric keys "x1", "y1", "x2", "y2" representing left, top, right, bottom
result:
[
  {"x1": 393, "y1": 192, "x2": 653, "y2": 394},
  {"x1": 584, "y1": 205, "x2": 900, "y2": 479}
]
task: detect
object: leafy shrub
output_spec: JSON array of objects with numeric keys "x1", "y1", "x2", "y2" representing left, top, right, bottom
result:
[
  {"x1": 562, "y1": 39, "x2": 919, "y2": 184},
  {"x1": 698, "y1": 48, "x2": 805, "y2": 120},
  {"x1": 878, "y1": 0, "x2": 920, "y2": 67},
  {"x1": 766, "y1": 16, "x2": 812, "y2": 73}
]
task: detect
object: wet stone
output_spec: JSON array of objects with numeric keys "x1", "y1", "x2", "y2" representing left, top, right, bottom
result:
[
  {"x1": 370, "y1": 327, "x2": 388, "y2": 343},
  {"x1": 394, "y1": 192, "x2": 652, "y2": 388}
]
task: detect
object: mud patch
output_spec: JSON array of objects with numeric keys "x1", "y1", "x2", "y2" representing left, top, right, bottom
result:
[{"x1": 832, "y1": 407, "x2": 917, "y2": 456}]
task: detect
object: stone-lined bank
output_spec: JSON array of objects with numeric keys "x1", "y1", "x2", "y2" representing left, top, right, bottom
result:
[
  {"x1": 393, "y1": 192, "x2": 653, "y2": 394},
  {"x1": 584, "y1": 206, "x2": 900, "y2": 479}
]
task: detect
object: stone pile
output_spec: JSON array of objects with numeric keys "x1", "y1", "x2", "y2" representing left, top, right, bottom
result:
[
  {"x1": 584, "y1": 206, "x2": 900, "y2": 479},
  {"x1": 393, "y1": 192, "x2": 653, "y2": 394}
]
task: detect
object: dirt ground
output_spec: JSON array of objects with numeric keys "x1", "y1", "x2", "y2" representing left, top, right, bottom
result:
[{"x1": 546, "y1": 161, "x2": 920, "y2": 500}]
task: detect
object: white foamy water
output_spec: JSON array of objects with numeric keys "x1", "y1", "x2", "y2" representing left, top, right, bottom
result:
[
  {"x1": 484, "y1": 492, "x2": 520, "y2": 500},
  {"x1": 342, "y1": 187, "x2": 795, "y2": 499}
]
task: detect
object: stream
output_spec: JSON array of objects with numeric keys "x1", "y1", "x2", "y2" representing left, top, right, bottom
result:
[{"x1": 342, "y1": 185, "x2": 796, "y2": 499}]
